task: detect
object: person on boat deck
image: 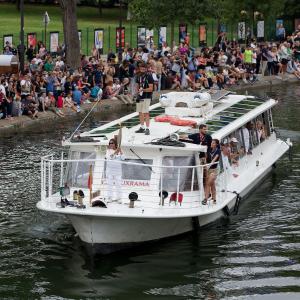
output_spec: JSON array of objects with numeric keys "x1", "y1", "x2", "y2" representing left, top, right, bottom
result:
[
  {"x1": 202, "y1": 139, "x2": 221, "y2": 205},
  {"x1": 229, "y1": 137, "x2": 241, "y2": 165},
  {"x1": 186, "y1": 124, "x2": 212, "y2": 164},
  {"x1": 220, "y1": 142, "x2": 239, "y2": 178},
  {"x1": 105, "y1": 138, "x2": 125, "y2": 201},
  {"x1": 135, "y1": 62, "x2": 154, "y2": 136},
  {"x1": 256, "y1": 120, "x2": 266, "y2": 142}
]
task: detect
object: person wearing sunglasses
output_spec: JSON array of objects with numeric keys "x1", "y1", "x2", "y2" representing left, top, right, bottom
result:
[{"x1": 105, "y1": 139, "x2": 125, "y2": 202}]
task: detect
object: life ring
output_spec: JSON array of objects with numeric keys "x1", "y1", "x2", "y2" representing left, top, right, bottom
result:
[
  {"x1": 154, "y1": 115, "x2": 177, "y2": 123},
  {"x1": 170, "y1": 119, "x2": 197, "y2": 126}
]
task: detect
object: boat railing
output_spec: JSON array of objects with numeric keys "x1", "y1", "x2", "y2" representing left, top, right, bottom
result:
[{"x1": 41, "y1": 155, "x2": 229, "y2": 209}]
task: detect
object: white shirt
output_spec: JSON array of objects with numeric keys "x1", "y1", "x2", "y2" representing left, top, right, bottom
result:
[
  {"x1": 0, "y1": 84, "x2": 6, "y2": 97},
  {"x1": 105, "y1": 149, "x2": 125, "y2": 176}
]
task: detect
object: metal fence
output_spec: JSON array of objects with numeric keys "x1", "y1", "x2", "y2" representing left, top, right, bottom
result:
[{"x1": 2, "y1": 18, "x2": 296, "y2": 56}]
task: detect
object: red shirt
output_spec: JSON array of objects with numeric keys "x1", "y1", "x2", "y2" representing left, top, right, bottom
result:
[{"x1": 57, "y1": 95, "x2": 64, "y2": 108}]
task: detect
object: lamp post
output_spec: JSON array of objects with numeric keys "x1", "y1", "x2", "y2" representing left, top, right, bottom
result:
[
  {"x1": 118, "y1": 0, "x2": 123, "y2": 63},
  {"x1": 43, "y1": 11, "x2": 50, "y2": 48},
  {"x1": 19, "y1": 0, "x2": 25, "y2": 74}
]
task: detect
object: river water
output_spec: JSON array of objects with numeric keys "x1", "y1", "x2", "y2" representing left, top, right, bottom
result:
[{"x1": 0, "y1": 84, "x2": 299, "y2": 299}]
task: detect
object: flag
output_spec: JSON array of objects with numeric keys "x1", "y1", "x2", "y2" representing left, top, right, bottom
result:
[{"x1": 88, "y1": 165, "x2": 93, "y2": 190}]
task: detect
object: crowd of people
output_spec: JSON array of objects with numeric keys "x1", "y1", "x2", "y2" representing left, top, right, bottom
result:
[{"x1": 1, "y1": 24, "x2": 300, "y2": 120}]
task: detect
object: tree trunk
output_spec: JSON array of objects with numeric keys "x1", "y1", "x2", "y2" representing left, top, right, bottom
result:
[
  {"x1": 98, "y1": 0, "x2": 102, "y2": 16},
  {"x1": 59, "y1": 0, "x2": 81, "y2": 70}
]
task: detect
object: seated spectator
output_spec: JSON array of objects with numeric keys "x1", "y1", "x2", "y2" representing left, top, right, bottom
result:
[
  {"x1": 22, "y1": 95, "x2": 39, "y2": 119},
  {"x1": 287, "y1": 59, "x2": 300, "y2": 79},
  {"x1": 56, "y1": 93, "x2": 65, "y2": 117},
  {"x1": 116, "y1": 78, "x2": 133, "y2": 104},
  {"x1": 64, "y1": 92, "x2": 78, "y2": 113},
  {"x1": 72, "y1": 86, "x2": 82, "y2": 112},
  {"x1": 104, "y1": 80, "x2": 119, "y2": 100},
  {"x1": 90, "y1": 83, "x2": 103, "y2": 102}
]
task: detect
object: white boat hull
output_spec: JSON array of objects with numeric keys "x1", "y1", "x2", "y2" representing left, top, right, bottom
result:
[
  {"x1": 37, "y1": 135, "x2": 290, "y2": 253},
  {"x1": 69, "y1": 165, "x2": 273, "y2": 253}
]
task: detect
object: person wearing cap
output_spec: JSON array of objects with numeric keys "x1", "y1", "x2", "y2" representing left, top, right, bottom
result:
[{"x1": 135, "y1": 62, "x2": 154, "y2": 135}]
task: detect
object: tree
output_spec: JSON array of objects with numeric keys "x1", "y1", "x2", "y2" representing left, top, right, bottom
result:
[
  {"x1": 283, "y1": 0, "x2": 300, "y2": 19},
  {"x1": 129, "y1": 0, "x2": 205, "y2": 46},
  {"x1": 59, "y1": 0, "x2": 81, "y2": 69}
]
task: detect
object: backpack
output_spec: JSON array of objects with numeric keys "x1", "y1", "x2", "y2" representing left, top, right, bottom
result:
[{"x1": 91, "y1": 86, "x2": 100, "y2": 98}]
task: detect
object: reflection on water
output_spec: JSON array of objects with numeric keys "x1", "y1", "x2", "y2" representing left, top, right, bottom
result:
[{"x1": 0, "y1": 85, "x2": 299, "y2": 299}]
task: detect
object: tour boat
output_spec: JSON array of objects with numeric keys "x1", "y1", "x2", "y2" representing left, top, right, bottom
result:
[{"x1": 37, "y1": 90, "x2": 292, "y2": 254}]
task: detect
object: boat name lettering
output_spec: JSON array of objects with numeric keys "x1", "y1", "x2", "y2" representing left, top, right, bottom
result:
[{"x1": 122, "y1": 180, "x2": 150, "y2": 187}]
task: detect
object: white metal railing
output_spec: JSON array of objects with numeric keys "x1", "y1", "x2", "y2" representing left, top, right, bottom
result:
[{"x1": 40, "y1": 154, "x2": 228, "y2": 209}]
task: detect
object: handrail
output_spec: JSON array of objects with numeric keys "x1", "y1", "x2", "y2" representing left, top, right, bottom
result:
[{"x1": 41, "y1": 156, "x2": 219, "y2": 170}]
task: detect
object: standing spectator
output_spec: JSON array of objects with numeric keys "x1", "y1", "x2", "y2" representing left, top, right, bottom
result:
[
  {"x1": 135, "y1": 62, "x2": 154, "y2": 135},
  {"x1": 26, "y1": 45, "x2": 35, "y2": 62},
  {"x1": 277, "y1": 24, "x2": 286, "y2": 42}
]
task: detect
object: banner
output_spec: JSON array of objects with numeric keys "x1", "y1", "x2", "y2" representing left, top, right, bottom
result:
[
  {"x1": 257, "y1": 21, "x2": 264, "y2": 39},
  {"x1": 137, "y1": 26, "x2": 146, "y2": 47},
  {"x1": 158, "y1": 26, "x2": 167, "y2": 47},
  {"x1": 219, "y1": 24, "x2": 226, "y2": 34},
  {"x1": 49, "y1": 32, "x2": 59, "y2": 53},
  {"x1": 145, "y1": 29, "x2": 154, "y2": 49},
  {"x1": 3, "y1": 35, "x2": 13, "y2": 48},
  {"x1": 199, "y1": 24, "x2": 207, "y2": 46},
  {"x1": 179, "y1": 24, "x2": 187, "y2": 43},
  {"x1": 94, "y1": 28, "x2": 104, "y2": 50},
  {"x1": 116, "y1": 27, "x2": 125, "y2": 50},
  {"x1": 27, "y1": 32, "x2": 37, "y2": 48},
  {"x1": 295, "y1": 19, "x2": 300, "y2": 32},
  {"x1": 78, "y1": 30, "x2": 82, "y2": 49},
  {"x1": 238, "y1": 22, "x2": 245, "y2": 40},
  {"x1": 276, "y1": 19, "x2": 284, "y2": 38}
]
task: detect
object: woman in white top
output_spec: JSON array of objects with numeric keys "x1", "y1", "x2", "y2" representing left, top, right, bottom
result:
[{"x1": 105, "y1": 139, "x2": 125, "y2": 201}]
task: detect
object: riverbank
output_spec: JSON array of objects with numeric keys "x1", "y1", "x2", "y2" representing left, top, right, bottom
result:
[{"x1": 0, "y1": 74, "x2": 299, "y2": 137}]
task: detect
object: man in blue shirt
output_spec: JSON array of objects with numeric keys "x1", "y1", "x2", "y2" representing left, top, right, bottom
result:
[{"x1": 72, "y1": 86, "x2": 82, "y2": 112}]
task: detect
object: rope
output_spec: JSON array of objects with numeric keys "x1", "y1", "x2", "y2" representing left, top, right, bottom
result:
[{"x1": 69, "y1": 98, "x2": 101, "y2": 140}]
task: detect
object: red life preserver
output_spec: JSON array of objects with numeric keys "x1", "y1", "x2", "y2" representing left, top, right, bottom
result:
[
  {"x1": 170, "y1": 119, "x2": 197, "y2": 126},
  {"x1": 154, "y1": 115, "x2": 177, "y2": 123}
]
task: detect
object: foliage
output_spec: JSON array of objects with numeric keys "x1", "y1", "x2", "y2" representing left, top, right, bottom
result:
[
  {"x1": 129, "y1": 0, "x2": 206, "y2": 29},
  {"x1": 212, "y1": 0, "x2": 286, "y2": 22},
  {"x1": 283, "y1": 0, "x2": 300, "y2": 18}
]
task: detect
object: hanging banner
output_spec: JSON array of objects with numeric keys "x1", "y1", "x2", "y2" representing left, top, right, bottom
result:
[
  {"x1": 94, "y1": 28, "x2": 104, "y2": 50},
  {"x1": 49, "y1": 32, "x2": 59, "y2": 53},
  {"x1": 145, "y1": 29, "x2": 154, "y2": 49},
  {"x1": 276, "y1": 19, "x2": 284, "y2": 38},
  {"x1": 27, "y1": 32, "x2": 37, "y2": 48},
  {"x1": 179, "y1": 24, "x2": 188, "y2": 43},
  {"x1": 78, "y1": 30, "x2": 82, "y2": 49},
  {"x1": 295, "y1": 19, "x2": 300, "y2": 32},
  {"x1": 219, "y1": 24, "x2": 226, "y2": 34},
  {"x1": 158, "y1": 26, "x2": 167, "y2": 47},
  {"x1": 116, "y1": 27, "x2": 125, "y2": 50},
  {"x1": 199, "y1": 24, "x2": 207, "y2": 46},
  {"x1": 238, "y1": 22, "x2": 245, "y2": 40},
  {"x1": 257, "y1": 21, "x2": 264, "y2": 39},
  {"x1": 137, "y1": 26, "x2": 146, "y2": 48},
  {"x1": 3, "y1": 35, "x2": 13, "y2": 48}
]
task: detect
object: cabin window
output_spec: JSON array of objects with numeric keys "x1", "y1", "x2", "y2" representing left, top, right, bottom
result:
[
  {"x1": 66, "y1": 151, "x2": 96, "y2": 187},
  {"x1": 160, "y1": 156, "x2": 198, "y2": 192},
  {"x1": 122, "y1": 159, "x2": 153, "y2": 180},
  {"x1": 221, "y1": 110, "x2": 273, "y2": 166}
]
